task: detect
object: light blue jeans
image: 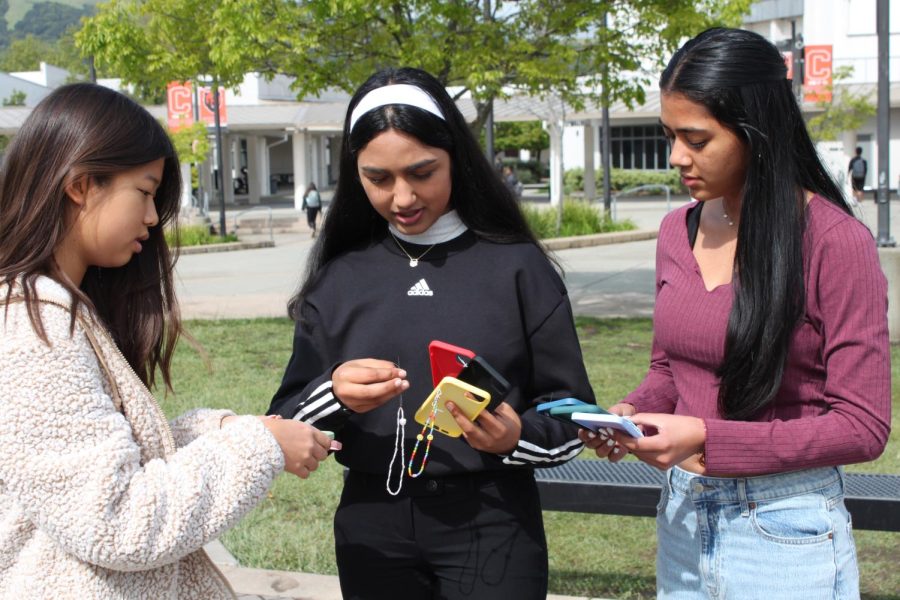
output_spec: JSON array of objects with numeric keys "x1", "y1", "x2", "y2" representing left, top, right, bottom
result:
[{"x1": 656, "y1": 466, "x2": 859, "y2": 599}]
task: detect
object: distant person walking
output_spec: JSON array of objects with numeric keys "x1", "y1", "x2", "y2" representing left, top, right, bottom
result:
[
  {"x1": 302, "y1": 182, "x2": 322, "y2": 237},
  {"x1": 848, "y1": 146, "x2": 867, "y2": 204},
  {"x1": 502, "y1": 165, "x2": 523, "y2": 199}
]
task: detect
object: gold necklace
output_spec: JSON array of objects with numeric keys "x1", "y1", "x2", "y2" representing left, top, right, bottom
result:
[
  {"x1": 389, "y1": 232, "x2": 437, "y2": 267},
  {"x1": 721, "y1": 200, "x2": 735, "y2": 227}
]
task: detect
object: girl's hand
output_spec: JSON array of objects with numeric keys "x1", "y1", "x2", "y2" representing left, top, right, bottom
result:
[
  {"x1": 617, "y1": 413, "x2": 706, "y2": 470},
  {"x1": 261, "y1": 418, "x2": 332, "y2": 478},
  {"x1": 446, "y1": 401, "x2": 522, "y2": 455},
  {"x1": 332, "y1": 359, "x2": 409, "y2": 413},
  {"x1": 578, "y1": 402, "x2": 635, "y2": 462}
]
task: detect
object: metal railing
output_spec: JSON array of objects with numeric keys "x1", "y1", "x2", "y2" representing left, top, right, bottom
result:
[
  {"x1": 231, "y1": 205, "x2": 274, "y2": 244},
  {"x1": 611, "y1": 184, "x2": 671, "y2": 221}
]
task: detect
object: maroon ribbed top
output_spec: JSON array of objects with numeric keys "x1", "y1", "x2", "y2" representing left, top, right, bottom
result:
[{"x1": 626, "y1": 196, "x2": 892, "y2": 475}]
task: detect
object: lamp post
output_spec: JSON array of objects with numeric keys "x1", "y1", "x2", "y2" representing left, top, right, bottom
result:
[{"x1": 876, "y1": 0, "x2": 895, "y2": 247}]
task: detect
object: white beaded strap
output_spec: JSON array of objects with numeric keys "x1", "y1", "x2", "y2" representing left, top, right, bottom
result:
[{"x1": 385, "y1": 401, "x2": 407, "y2": 496}]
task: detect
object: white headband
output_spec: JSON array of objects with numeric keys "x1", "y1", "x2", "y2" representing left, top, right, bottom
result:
[{"x1": 349, "y1": 84, "x2": 445, "y2": 131}]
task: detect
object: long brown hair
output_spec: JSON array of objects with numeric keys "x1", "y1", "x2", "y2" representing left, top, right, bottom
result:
[{"x1": 0, "y1": 83, "x2": 183, "y2": 390}]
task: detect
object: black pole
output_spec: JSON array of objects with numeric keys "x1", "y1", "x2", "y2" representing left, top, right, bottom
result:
[
  {"x1": 876, "y1": 0, "x2": 895, "y2": 246},
  {"x1": 791, "y1": 20, "x2": 803, "y2": 105},
  {"x1": 212, "y1": 79, "x2": 227, "y2": 238}
]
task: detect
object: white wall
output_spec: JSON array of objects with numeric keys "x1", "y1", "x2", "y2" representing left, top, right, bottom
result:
[{"x1": 804, "y1": 0, "x2": 900, "y2": 83}]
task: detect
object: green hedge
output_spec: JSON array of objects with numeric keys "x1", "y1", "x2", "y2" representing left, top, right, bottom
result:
[
  {"x1": 165, "y1": 224, "x2": 238, "y2": 247},
  {"x1": 521, "y1": 200, "x2": 637, "y2": 239},
  {"x1": 564, "y1": 167, "x2": 686, "y2": 195}
]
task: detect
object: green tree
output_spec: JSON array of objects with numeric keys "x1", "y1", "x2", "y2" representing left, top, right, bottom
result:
[
  {"x1": 494, "y1": 121, "x2": 548, "y2": 160},
  {"x1": 0, "y1": 35, "x2": 53, "y2": 71},
  {"x1": 167, "y1": 121, "x2": 210, "y2": 165},
  {"x1": 77, "y1": 0, "x2": 751, "y2": 132},
  {"x1": 806, "y1": 66, "x2": 876, "y2": 142},
  {"x1": 0, "y1": 29, "x2": 92, "y2": 78},
  {"x1": 77, "y1": 0, "x2": 263, "y2": 98}
]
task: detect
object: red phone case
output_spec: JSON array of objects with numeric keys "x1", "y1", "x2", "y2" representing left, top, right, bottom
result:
[{"x1": 428, "y1": 341, "x2": 475, "y2": 388}]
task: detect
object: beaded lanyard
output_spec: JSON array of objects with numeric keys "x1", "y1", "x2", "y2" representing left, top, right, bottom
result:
[
  {"x1": 407, "y1": 388, "x2": 440, "y2": 478},
  {"x1": 386, "y1": 357, "x2": 408, "y2": 496}
]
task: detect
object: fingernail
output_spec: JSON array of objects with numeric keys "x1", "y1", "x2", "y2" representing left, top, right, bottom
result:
[
  {"x1": 606, "y1": 439, "x2": 614, "y2": 447},
  {"x1": 613, "y1": 447, "x2": 620, "y2": 454},
  {"x1": 599, "y1": 434, "x2": 609, "y2": 442},
  {"x1": 398, "y1": 369, "x2": 407, "y2": 378},
  {"x1": 329, "y1": 441, "x2": 342, "y2": 451},
  {"x1": 586, "y1": 431, "x2": 597, "y2": 440},
  {"x1": 605, "y1": 427, "x2": 614, "y2": 436}
]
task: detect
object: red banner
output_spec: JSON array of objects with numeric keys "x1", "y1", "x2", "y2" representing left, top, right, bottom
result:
[
  {"x1": 166, "y1": 81, "x2": 193, "y2": 130},
  {"x1": 166, "y1": 81, "x2": 228, "y2": 129},
  {"x1": 803, "y1": 45, "x2": 833, "y2": 103},
  {"x1": 781, "y1": 51, "x2": 793, "y2": 80},
  {"x1": 198, "y1": 86, "x2": 228, "y2": 127}
]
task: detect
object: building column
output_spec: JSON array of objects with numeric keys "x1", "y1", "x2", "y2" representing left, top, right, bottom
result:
[
  {"x1": 246, "y1": 135, "x2": 268, "y2": 204},
  {"x1": 292, "y1": 129, "x2": 309, "y2": 210},
  {"x1": 548, "y1": 120, "x2": 564, "y2": 206},
  {"x1": 583, "y1": 121, "x2": 596, "y2": 203},
  {"x1": 318, "y1": 136, "x2": 329, "y2": 187},
  {"x1": 180, "y1": 162, "x2": 193, "y2": 210},
  {"x1": 222, "y1": 134, "x2": 235, "y2": 206},
  {"x1": 310, "y1": 134, "x2": 321, "y2": 187}
]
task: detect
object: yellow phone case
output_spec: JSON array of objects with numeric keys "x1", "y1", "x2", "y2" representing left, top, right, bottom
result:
[{"x1": 414, "y1": 376, "x2": 491, "y2": 438}]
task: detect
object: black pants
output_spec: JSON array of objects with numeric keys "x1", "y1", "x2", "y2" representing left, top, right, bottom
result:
[
  {"x1": 335, "y1": 469, "x2": 548, "y2": 600},
  {"x1": 306, "y1": 206, "x2": 320, "y2": 229}
]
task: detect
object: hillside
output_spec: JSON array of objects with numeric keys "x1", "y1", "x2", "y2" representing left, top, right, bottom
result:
[{"x1": 6, "y1": 0, "x2": 95, "y2": 28}]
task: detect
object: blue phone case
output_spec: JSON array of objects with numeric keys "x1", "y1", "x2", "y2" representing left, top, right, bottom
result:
[{"x1": 536, "y1": 398, "x2": 590, "y2": 413}]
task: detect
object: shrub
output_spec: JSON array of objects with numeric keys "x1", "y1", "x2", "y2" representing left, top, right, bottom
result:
[
  {"x1": 166, "y1": 224, "x2": 238, "y2": 247},
  {"x1": 521, "y1": 200, "x2": 637, "y2": 239},
  {"x1": 564, "y1": 167, "x2": 584, "y2": 194},
  {"x1": 563, "y1": 168, "x2": 686, "y2": 194}
]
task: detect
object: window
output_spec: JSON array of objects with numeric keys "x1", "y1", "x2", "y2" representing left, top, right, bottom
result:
[{"x1": 607, "y1": 124, "x2": 669, "y2": 170}]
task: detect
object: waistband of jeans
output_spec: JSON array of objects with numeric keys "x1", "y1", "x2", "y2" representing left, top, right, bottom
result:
[
  {"x1": 668, "y1": 465, "x2": 843, "y2": 502},
  {"x1": 345, "y1": 467, "x2": 534, "y2": 498}
]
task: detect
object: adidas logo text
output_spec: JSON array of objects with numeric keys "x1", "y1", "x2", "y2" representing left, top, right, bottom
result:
[{"x1": 407, "y1": 278, "x2": 434, "y2": 296}]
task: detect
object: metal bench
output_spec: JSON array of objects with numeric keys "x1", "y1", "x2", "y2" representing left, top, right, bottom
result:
[{"x1": 535, "y1": 460, "x2": 900, "y2": 531}]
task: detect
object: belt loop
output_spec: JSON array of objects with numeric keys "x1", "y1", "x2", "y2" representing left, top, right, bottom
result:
[{"x1": 738, "y1": 479, "x2": 750, "y2": 517}]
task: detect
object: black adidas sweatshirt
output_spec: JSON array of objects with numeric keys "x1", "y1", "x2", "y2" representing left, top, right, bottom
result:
[{"x1": 268, "y1": 231, "x2": 596, "y2": 476}]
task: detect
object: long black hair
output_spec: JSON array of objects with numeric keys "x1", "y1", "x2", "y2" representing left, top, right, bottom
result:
[
  {"x1": 0, "y1": 83, "x2": 183, "y2": 390},
  {"x1": 290, "y1": 67, "x2": 540, "y2": 317},
  {"x1": 661, "y1": 28, "x2": 849, "y2": 420}
]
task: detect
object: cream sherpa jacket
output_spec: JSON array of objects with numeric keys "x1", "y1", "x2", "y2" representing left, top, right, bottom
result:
[{"x1": 0, "y1": 277, "x2": 285, "y2": 599}]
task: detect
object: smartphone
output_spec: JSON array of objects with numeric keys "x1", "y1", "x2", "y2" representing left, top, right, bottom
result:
[
  {"x1": 414, "y1": 376, "x2": 490, "y2": 438},
  {"x1": 455, "y1": 355, "x2": 510, "y2": 412},
  {"x1": 546, "y1": 403, "x2": 608, "y2": 426},
  {"x1": 428, "y1": 340, "x2": 475, "y2": 388},
  {"x1": 536, "y1": 397, "x2": 592, "y2": 413},
  {"x1": 569, "y1": 411, "x2": 644, "y2": 438}
]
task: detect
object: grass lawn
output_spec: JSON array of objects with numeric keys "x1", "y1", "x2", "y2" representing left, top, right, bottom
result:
[{"x1": 158, "y1": 317, "x2": 900, "y2": 600}]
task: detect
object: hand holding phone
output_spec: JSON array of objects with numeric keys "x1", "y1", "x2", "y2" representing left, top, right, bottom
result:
[{"x1": 414, "y1": 376, "x2": 490, "y2": 438}]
